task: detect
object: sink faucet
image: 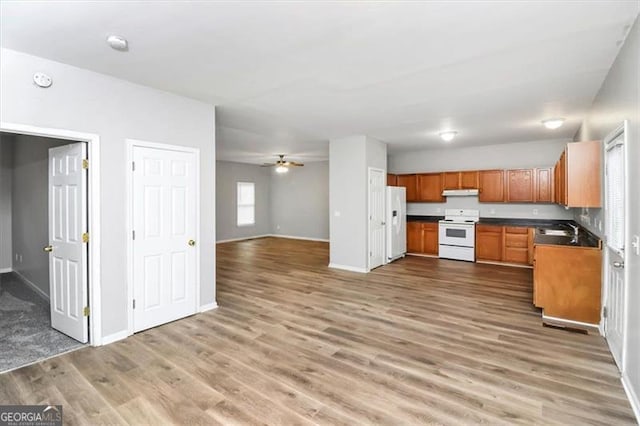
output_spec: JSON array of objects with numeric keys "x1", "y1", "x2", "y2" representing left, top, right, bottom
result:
[{"x1": 568, "y1": 223, "x2": 579, "y2": 237}]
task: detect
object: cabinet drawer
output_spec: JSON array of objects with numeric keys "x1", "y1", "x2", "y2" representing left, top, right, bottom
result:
[
  {"x1": 505, "y1": 226, "x2": 527, "y2": 234},
  {"x1": 505, "y1": 233, "x2": 528, "y2": 248},
  {"x1": 476, "y1": 224, "x2": 502, "y2": 233},
  {"x1": 504, "y1": 247, "x2": 528, "y2": 264}
]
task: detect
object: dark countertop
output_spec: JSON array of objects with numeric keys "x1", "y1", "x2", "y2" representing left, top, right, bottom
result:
[{"x1": 407, "y1": 215, "x2": 601, "y2": 248}]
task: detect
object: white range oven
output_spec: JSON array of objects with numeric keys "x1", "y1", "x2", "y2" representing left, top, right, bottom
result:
[{"x1": 438, "y1": 209, "x2": 479, "y2": 262}]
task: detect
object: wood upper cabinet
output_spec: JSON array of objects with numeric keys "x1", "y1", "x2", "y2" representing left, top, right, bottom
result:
[
  {"x1": 443, "y1": 172, "x2": 460, "y2": 190},
  {"x1": 478, "y1": 170, "x2": 505, "y2": 202},
  {"x1": 564, "y1": 140, "x2": 601, "y2": 208},
  {"x1": 387, "y1": 174, "x2": 398, "y2": 186},
  {"x1": 460, "y1": 171, "x2": 479, "y2": 189},
  {"x1": 554, "y1": 151, "x2": 567, "y2": 205},
  {"x1": 506, "y1": 169, "x2": 534, "y2": 203},
  {"x1": 442, "y1": 171, "x2": 479, "y2": 190},
  {"x1": 475, "y1": 224, "x2": 503, "y2": 261},
  {"x1": 533, "y1": 244, "x2": 602, "y2": 324},
  {"x1": 397, "y1": 174, "x2": 418, "y2": 202},
  {"x1": 534, "y1": 167, "x2": 554, "y2": 203},
  {"x1": 416, "y1": 173, "x2": 444, "y2": 202},
  {"x1": 407, "y1": 221, "x2": 423, "y2": 253},
  {"x1": 407, "y1": 222, "x2": 438, "y2": 255}
]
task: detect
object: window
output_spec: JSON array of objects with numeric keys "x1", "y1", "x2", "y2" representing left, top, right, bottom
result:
[{"x1": 237, "y1": 182, "x2": 255, "y2": 226}]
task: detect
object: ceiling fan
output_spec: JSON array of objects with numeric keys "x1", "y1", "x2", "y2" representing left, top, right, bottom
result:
[{"x1": 261, "y1": 154, "x2": 304, "y2": 173}]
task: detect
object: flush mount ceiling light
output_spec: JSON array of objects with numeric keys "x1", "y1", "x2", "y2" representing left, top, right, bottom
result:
[
  {"x1": 439, "y1": 131, "x2": 458, "y2": 142},
  {"x1": 542, "y1": 118, "x2": 565, "y2": 129},
  {"x1": 107, "y1": 35, "x2": 128, "y2": 51},
  {"x1": 275, "y1": 165, "x2": 288, "y2": 173}
]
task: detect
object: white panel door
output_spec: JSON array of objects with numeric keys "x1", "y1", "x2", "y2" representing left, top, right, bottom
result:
[
  {"x1": 133, "y1": 146, "x2": 198, "y2": 332},
  {"x1": 48, "y1": 143, "x2": 88, "y2": 343},
  {"x1": 604, "y1": 127, "x2": 627, "y2": 369},
  {"x1": 368, "y1": 168, "x2": 386, "y2": 270}
]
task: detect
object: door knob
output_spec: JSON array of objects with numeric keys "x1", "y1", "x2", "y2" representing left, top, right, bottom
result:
[
  {"x1": 188, "y1": 239, "x2": 196, "y2": 247},
  {"x1": 43, "y1": 245, "x2": 53, "y2": 253},
  {"x1": 613, "y1": 261, "x2": 624, "y2": 268}
]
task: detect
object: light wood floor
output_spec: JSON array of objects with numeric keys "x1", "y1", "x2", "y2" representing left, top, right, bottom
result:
[{"x1": 0, "y1": 237, "x2": 635, "y2": 425}]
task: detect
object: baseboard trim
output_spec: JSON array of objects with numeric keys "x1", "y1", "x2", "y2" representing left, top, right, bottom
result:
[
  {"x1": 622, "y1": 375, "x2": 640, "y2": 423},
  {"x1": 217, "y1": 234, "x2": 329, "y2": 244},
  {"x1": 199, "y1": 302, "x2": 219, "y2": 313},
  {"x1": 101, "y1": 330, "x2": 130, "y2": 346},
  {"x1": 328, "y1": 263, "x2": 368, "y2": 273},
  {"x1": 12, "y1": 270, "x2": 50, "y2": 301},
  {"x1": 271, "y1": 234, "x2": 329, "y2": 242},
  {"x1": 0, "y1": 267, "x2": 13, "y2": 273},
  {"x1": 216, "y1": 234, "x2": 272, "y2": 244}
]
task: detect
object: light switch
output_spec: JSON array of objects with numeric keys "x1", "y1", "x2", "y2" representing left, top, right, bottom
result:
[
  {"x1": 632, "y1": 235, "x2": 640, "y2": 256},
  {"x1": 334, "y1": 211, "x2": 341, "y2": 217}
]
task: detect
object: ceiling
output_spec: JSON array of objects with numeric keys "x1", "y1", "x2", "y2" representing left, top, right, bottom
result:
[{"x1": 1, "y1": 1, "x2": 638, "y2": 164}]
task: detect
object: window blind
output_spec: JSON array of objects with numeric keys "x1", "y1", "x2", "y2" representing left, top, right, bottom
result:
[{"x1": 605, "y1": 138, "x2": 625, "y2": 253}]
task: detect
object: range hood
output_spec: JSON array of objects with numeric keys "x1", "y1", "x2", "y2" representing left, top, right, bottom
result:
[{"x1": 442, "y1": 189, "x2": 479, "y2": 197}]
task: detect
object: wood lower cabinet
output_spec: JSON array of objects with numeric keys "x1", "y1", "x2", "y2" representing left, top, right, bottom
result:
[
  {"x1": 416, "y1": 173, "x2": 444, "y2": 202},
  {"x1": 533, "y1": 244, "x2": 602, "y2": 324},
  {"x1": 475, "y1": 224, "x2": 503, "y2": 261},
  {"x1": 479, "y1": 170, "x2": 505, "y2": 202},
  {"x1": 387, "y1": 174, "x2": 398, "y2": 186},
  {"x1": 503, "y1": 226, "x2": 529, "y2": 264},
  {"x1": 397, "y1": 174, "x2": 418, "y2": 201},
  {"x1": 506, "y1": 169, "x2": 534, "y2": 202},
  {"x1": 407, "y1": 222, "x2": 438, "y2": 255}
]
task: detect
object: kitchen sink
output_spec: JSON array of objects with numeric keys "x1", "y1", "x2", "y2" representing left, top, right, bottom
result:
[{"x1": 538, "y1": 229, "x2": 572, "y2": 236}]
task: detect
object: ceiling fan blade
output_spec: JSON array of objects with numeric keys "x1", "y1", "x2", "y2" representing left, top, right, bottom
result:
[
  {"x1": 261, "y1": 163, "x2": 276, "y2": 167},
  {"x1": 289, "y1": 162, "x2": 304, "y2": 167}
]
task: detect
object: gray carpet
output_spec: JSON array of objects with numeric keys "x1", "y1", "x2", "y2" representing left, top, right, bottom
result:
[{"x1": 0, "y1": 272, "x2": 85, "y2": 373}]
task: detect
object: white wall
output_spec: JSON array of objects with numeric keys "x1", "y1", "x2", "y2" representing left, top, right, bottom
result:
[
  {"x1": 0, "y1": 48, "x2": 216, "y2": 339},
  {"x1": 329, "y1": 135, "x2": 387, "y2": 271},
  {"x1": 573, "y1": 16, "x2": 640, "y2": 419},
  {"x1": 216, "y1": 161, "x2": 271, "y2": 242},
  {"x1": 0, "y1": 133, "x2": 13, "y2": 271},
  {"x1": 271, "y1": 161, "x2": 329, "y2": 241},
  {"x1": 389, "y1": 138, "x2": 573, "y2": 220},
  {"x1": 11, "y1": 135, "x2": 69, "y2": 296}
]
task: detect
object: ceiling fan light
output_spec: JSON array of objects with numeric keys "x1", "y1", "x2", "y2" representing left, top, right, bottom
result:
[
  {"x1": 275, "y1": 165, "x2": 288, "y2": 173},
  {"x1": 542, "y1": 118, "x2": 565, "y2": 129},
  {"x1": 439, "y1": 131, "x2": 457, "y2": 142}
]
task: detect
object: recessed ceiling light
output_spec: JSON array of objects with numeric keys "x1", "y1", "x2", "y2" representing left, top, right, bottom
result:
[
  {"x1": 542, "y1": 118, "x2": 564, "y2": 129},
  {"x1": 107, "y1": 35, "x2": 128, "y2": 51},
  {"x1": 439, "y1": 131, "x2": 458, "y2": 142}
]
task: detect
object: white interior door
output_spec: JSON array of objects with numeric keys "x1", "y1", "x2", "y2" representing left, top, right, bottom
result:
[
  {"x1": 368, "y1": 168, "x2": 385, "y2": 270},
  {"x1": 48, "y1": 143, "x2": 88, "y2": 343},
  {"x1": 132, "y1": 145, "x2": 198, "y2": 332},
  {"x1": 604, "y1": 126, "x2": 627, "y2": 369}
]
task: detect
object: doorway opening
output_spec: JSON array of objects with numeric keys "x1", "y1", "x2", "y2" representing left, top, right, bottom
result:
[{"x1": 0, "y1": 122, "x2": 101, "y2": 372}]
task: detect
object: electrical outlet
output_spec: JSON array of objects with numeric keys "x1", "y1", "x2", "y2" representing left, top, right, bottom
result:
[
  {"x1": 276, "y1": 225, "x2": 280, "y2": 230},
  {"x1": 532, "y1": 209, "x2": 538, "y2": 216},
  {"x1": 490, "y1": 209, "x2": 496, "y2": 215},
  {"x1": 436, "y1": 208, "x2": 441, "y2": 213}
]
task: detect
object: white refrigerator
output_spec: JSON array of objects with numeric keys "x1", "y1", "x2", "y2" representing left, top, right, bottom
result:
[{"x1": 386, "y1": 186, "x2": 407, "y2": 262}]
